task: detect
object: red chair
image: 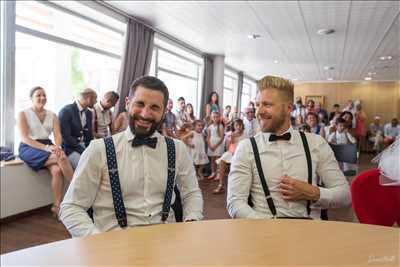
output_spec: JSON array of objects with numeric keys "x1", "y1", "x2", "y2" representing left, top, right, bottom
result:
[{"x1": 351, "y1": 168, "x2": 400, "y2": 226}]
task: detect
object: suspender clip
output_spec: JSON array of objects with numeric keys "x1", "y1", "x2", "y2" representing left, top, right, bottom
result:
[
  {"x1": 265, "y1": 195, "x2": 272, "y2": 200},
  {"x1": 161, "y1": 211, "x2": 169, "y2": 222}
]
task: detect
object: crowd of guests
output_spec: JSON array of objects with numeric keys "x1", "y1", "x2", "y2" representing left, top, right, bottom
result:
[
  {"x1": 16, "y1": 78, "x2": 399, "y2": 230},
  {"x1": 290, "y1": 98, "x2": 399, "y2": 153}
]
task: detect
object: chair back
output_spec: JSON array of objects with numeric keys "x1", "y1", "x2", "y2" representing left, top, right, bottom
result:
[
  {"x1": 351, "y1": 168, "x2": 400, "y2": 226},
  {"x1": 330, "y1": 144, "x2": 358, "y2": 164}
]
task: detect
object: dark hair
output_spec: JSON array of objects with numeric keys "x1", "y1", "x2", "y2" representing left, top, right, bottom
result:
[
  {"x1": 336, "y1": 118, "x2": 346, "y2": 125},
  {"x1": 104, "y1": 91, "x2": 120, "y2": 103},
  {"x1": 333, "y1": 104, "x2": 340, "y2": 108},
  {"x1": 129, "y1": 76, "x2": 169, "y2": 108},
  {"x1": 208, "y1": 91, "x2": 219, "y2": 106},
  {"x1": 233, "y1": 118, "x2": 244, "y2": 129},
  {"x1": 307, "y1": 99, "x2": 315, "y2": 105},
  {"x1": 193, "y1": 119, "x2": 204, "y2": 127},
  {"x1": 340, "y1": 111, "x2": 353, "y2": 121},
  {"x1": 29, "y1": 86, "x2": 44, "y2": 98},
  {"x1": 178, "y1": 96, "x2": 185, "y2": 102},
  {"x1": 225, "y1": 105, "x2": 231, "y2": 109},
  {"x1": 186, "y1": 103, "x2": 195, "y2": 120},
  {"x1": 306, "y1": 112, "x2": 318, "y2": 120}
]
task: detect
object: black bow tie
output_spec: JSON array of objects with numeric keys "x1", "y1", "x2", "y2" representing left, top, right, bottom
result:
[
  {"x1": 269, "y1": 132, "x2": 291, "y2": 142},
  {"x1": 131, "y1": 137, "x2": 158, "y2": 149}
]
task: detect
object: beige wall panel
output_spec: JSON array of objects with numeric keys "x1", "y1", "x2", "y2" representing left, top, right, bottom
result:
[{"x1": 294, "y1": 82, "x2": 400, "y2": 125}]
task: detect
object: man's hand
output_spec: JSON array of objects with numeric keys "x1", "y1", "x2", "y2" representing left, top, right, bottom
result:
[{"x1": 279, "y1": 175, "x2": 320, "y2": 202}]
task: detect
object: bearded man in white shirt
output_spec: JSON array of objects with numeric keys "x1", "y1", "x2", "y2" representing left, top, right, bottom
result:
[
  {"x1": 60, "y1": 76, "x2": 203, "y2": 237},
  {"x1": 227, "y1": 75, "x2": 351, "y2": 219}
]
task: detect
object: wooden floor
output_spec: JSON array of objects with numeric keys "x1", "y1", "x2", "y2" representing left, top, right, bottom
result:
[{"x1": 0, "y1": 153, "x2": 376, "y2": 255}]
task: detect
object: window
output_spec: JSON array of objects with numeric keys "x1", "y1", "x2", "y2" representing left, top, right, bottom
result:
[
  {"x1": 242, "y1": 77, "x2": 257, "y2": 111},
  {"x1": 150, "y1": 36, "x2": 203, "y2": 117},
  {"x1": 223, "y1": 70, "x2": 238, "y2": 109},
  {"x1": 6, "y1": 1, "x2": 126, "y2": 151}
]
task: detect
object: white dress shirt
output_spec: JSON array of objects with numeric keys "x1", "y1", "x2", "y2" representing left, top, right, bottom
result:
[
  {"x1": 327, "y1": 131, "x2": 356, "y2": 144},
  {"x1": 75, "y1": 100, "x2": 87, "y2": 128},
  {"x1": 384, "y1": 123, "x2": 400, "y2": 138},
  {"x1": 243, "y1": 117, "x2": 260, "y2": 137},
  {"x1": 92, "y1": 102, "x2": 113, "y2": 138},
  {"x1": 60, "y1": 129, "x2": 203, "y2": 237},
  {"x1": 227, "y1": 127, "x2": 351, "y2": 219}
]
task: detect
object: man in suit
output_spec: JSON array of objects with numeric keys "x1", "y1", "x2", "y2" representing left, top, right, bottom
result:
[{"x1": 59, "y1": 88, "x2": 97, "y2": 169}]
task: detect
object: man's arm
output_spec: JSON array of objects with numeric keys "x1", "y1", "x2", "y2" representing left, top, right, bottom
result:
[
  {"x1": 59, "y1": 107, "x2": 84, "y2": 154},
  {"x1": 175, "y1": 141, "x2": 203, "y2": 221},
  {"x1": 227, "y1": 140, "x2": 263, "y2": 218},
  {"x1": 313, "y1": 136, "x2": 351, "y2": 209},
  {"x1": 59, "y1": 140, "x2": 103, "y2": 237}
]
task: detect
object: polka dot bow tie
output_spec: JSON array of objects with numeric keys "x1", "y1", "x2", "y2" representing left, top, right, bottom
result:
[{"x1": 131, "y1": 137, "x2": 158, "y2": 149}]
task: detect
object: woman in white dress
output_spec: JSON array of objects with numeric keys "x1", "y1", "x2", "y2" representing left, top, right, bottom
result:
[{"x1": 17, "y1": 86, "x2": 73, "y2": 218}]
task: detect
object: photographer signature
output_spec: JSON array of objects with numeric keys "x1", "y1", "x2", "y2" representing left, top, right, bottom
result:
[{"x1": 368, "y1": 255, "x2": 396, "y2": 264}]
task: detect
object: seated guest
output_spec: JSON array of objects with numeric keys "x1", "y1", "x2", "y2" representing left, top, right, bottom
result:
[
  {"x1": 329, "y1": 104, "x2": 341, "y2": 122},
  {"x1": 383, "y1": 118, "x2": 400, "y2": 146},
  {"x1": 305, "y1": 99, "x2": 315, "y2": 114},
  {"x1": 327, "y1": 118, "x2": 356, "y2": 145},
  {"x1": 243, "y1": 107, "x2": 259, "y2": 137},
  {"x1": 92, "y1": 91, "x2": 119, "y2": 138},
  {"x1": 368, "y1": 116, "x2": 384, "y2": 152},
  {"x1": 305, "y1": 112, "x2": 326, "y2": 138},
  {"x1": 339, "y1": 111, "x2": 356, "y2": 137},
  {"x1": 17, "y1": 86, "x2": 73, "y2": 217},
  {"x1": 59, "y1": 88, "x2": 97, "y2": 169},
  {"x1": 315, "y1": 102, "x2": 329, "y2": 125},
  {"x1": 291, "y1": 98, "x2": 306, "y2": 122},
  {"x1": 60, "y1": 76, "x2": 203, "y2": 237},
  {"x1": 227, "y1": 75, "x2": 351, "y2": 219}
]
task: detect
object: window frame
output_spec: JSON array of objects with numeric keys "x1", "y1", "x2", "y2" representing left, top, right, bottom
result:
[{"x1": 1, "y1": 0, "x2": 126, "y2": 150}]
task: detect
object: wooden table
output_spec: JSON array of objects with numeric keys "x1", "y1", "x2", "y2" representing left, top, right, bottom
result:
[{"x1": 1, "y1": 219, "x2": 399, "y2": 266}]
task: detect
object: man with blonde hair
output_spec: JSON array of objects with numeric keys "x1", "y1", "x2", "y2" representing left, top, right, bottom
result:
[{"x1": 227, "y1": 75, "x2": 351, "y2": 219}]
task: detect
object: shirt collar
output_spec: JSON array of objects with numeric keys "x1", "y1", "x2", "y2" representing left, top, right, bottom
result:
[
  {"x1": 96, "y1": 102, "x2": 106, "y2": 112},
  {"x1": 76, "y1": 100, "x2": 84, "y2": 112}
]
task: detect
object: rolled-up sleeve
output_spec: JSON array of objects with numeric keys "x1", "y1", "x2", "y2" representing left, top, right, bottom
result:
[
  {"x1": 227, "y1": 140, "x2": 263, "y2": 219},
  {"x1": 60, "y1": 141, "x2": 103, "y2": 237},
  {"x1": 175, "y1": 141, "x2": 203, "y2": 221},
  {"x1": 313, "y1": 138, "x2": 352, "y2": 209}
]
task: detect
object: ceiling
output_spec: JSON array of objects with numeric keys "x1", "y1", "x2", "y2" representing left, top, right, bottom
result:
[{"x1": 107, "y1": 1, "x2": 400, "y2": 82}]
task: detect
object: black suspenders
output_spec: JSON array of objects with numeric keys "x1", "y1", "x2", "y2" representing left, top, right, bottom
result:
[
  {"x1": 103, "y1": 136, "x2": 178, "y2": 228},
  {"x1": 249, "y1": 131, "x2": 313, "y2": 218}
]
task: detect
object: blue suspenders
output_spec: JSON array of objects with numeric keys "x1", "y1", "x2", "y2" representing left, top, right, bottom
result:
[{"x1": 103, "y1": 136, "x2": 177, "y2": 228}]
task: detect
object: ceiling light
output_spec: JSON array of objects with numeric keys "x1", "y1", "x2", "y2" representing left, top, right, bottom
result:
[
  {"x1": 323, "y1": 66, "x2": 335, "y2": 70},
  {"x1": 274, "y1": 60, "x2": 279, "y2": 64},
  {"x1": 247, "y1": 34, "x2": 261, "y2": 39},
  {"x1": 327, "y1": 78, "x2": 333, "y2": 81},
  {"x1": 380, "y1": 56, "x2": 393, "y2": 61},
  {"x1": 364, "y1": 77, "x2": 372, "y2": 81},
  {"x1": 317, "y1": 29, "x2": 336, "y2": 35}
]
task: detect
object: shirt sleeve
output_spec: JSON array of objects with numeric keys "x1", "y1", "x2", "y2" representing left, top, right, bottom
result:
[
  {"x1": 313, "y1": 136, "x2": 351, "y2": 209},
  {"x1": 59, "y1": 140, "x2": 104, "y2": 237},
  {"x1": 227, "y1": 139, "x2": 263, "y2": 219},
  {"x1": 175, "y1": 140, "x2": 203, "y2": 221}
]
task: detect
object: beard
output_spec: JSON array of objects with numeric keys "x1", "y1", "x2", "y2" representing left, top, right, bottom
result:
[
  {"x1": 258, "y1": 111, "x2": 287, "y2": 133},
  {"x1": 129, "y1": 113, "x2": 162, "y2": 138}
]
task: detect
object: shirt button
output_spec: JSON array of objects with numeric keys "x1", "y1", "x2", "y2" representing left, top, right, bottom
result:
[{"x1": 148, "y1": 214, "x2": 151, "y2": 217}]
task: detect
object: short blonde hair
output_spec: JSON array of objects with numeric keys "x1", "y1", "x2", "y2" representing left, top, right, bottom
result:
[{"x1": 257, "y1": 75, "x2": 294, "y2": 103}]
